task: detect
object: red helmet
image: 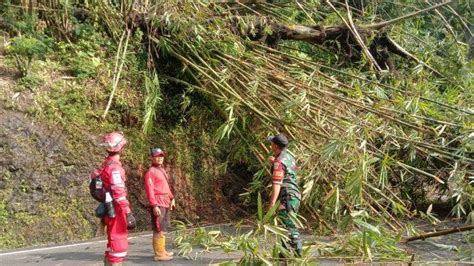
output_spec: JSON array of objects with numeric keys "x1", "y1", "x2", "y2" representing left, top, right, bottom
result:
[
  {"x1": 150, "y1": 147, "x2": 165, "y2": 157},
  {"x1": 100, "y1": 132, "x2": 127, "y2": 153}
]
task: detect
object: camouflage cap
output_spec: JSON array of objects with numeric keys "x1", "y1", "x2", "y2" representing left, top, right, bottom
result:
[{"x1": 267, "y1": 133, "x2": 289, "y2": 148}]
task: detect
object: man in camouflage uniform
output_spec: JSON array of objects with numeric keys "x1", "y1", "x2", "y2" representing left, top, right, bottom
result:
[{"x1": 268, "y1": 133, "x2": 302, "y2": 257}]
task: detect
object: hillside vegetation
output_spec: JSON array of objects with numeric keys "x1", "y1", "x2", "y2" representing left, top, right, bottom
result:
[{"x1": 0, "y1": 0, "x2": 472, "y2": 262}]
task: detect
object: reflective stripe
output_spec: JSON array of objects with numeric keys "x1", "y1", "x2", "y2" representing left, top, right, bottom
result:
[
  {"x1": 109, "y1": 251, "x2": 127, "y2": 257},
  {"x1": 115, "y1": 196, "x2": 127, "y2": 202}
]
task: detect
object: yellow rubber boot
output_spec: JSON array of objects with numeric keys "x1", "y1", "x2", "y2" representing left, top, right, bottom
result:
[
  {"x1": 153, "y1": 235, "x2": 173, "y2": 261},
  {"x1": 152, "y1": 236, "x2": 159, "y2": 258},
  {"x1": 162, "y1": 234, "x2": 174, "y2": 257}
]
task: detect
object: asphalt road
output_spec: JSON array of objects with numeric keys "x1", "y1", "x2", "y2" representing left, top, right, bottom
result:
[
  {"x1": 0, "y1": 231, "x2": 241, "y2": 266},
  {"x1": 1, "y1": 226, "x2": 471, "y2": 265}
]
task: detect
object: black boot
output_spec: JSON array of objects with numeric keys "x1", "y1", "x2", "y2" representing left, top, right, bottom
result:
[{"x1": 290, "y1": 237, "x2": 303, "y2": 257}]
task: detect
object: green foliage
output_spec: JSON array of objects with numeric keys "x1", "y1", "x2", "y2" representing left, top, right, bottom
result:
[
  {"x1": 70, "y1": 51, "x2": 101, "y2": 79},
  {"x1": 174, "y1": 221, "x2": 227, "y2": 260},
  {"x1": 56, "y1": 40, "x2": 101, "y2": 80},
  {"x1": 54, "y1": 20, "x2": 111, "y2": 80},
  {"x1": 35, "y1": 82, "x2": 92, "y2": 124},
  {"x1": 319, "y1": 211, "x2": 409, "y2": 261},
  {"x1": 143, "y1": 71, "x2": 162, "y2": 134},
  {"x1": 124, "y1": 2, "x2": 472, "y2": 261},
  {"x1": 2, "y1": 1, "x2": 473, "y2": 262},
  {"x1": 173, "y1": 195, "x2": 304, "y2": 264},
  {"x1": 321, "y1": 228, "x2": 408, "y2": 261},
  {"x1": 0, "y1": 201, "x2": 8, "y2": 225},
  {"x1": 152, "y1": 1, "x2": 471, "y2": 224},
  {"x1": 17, "y1": 74, "x2": 44, "y2": 91},
  {"x1": 7, "y1": 36, "x2": 49, "y2": 76},
  {"x1": 0, "y1": 3, "x2": 40, "y2": 36},
  {"x1": 458, "y1": 232, "x2": 474, "y2": 261}
]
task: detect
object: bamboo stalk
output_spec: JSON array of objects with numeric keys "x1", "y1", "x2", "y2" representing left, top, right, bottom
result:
[
  {"x1": 396, "y1": 161, "x2": 444, "y2": 184},
  {"x1": 257, "y1": 44, "x2": 473, "y2": 115},
  {"x1": 224, "y1": 45, "x2": 464, "y2": 181},
  {"x1": 364, "y1": 1, "x2": 453, "y2": 30},
  {"x1": 103, "y1": 29, "x2": 131, "y2": 119},
  {"x1": 426, "y1": 0, "x2": 457, "y2": 42},
  {"x1": 306, "y1": 206, "x2": 336, "y2": 234},
  {"x1": 445, "y1": 5, "x2": 473, "y2": 37},
  {"x1": 169, "y1": 48, "x2": 274, "y2": 123},
  {"x1": 386, "y1": 37, "x2": 443, "y2": 77},
  {"x1": 344, "y1": 0, "x2": 382, "y2": 72},
  {"x1": 217, "y1": 45, "x2": 465, "y2": 179},
  {"x1": 402, "y1": 225, "x2": 474, "y2": 243}
]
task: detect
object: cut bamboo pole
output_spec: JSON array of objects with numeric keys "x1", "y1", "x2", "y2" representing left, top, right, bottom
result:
[
  {"x1": 103, "y1": 29, "x2": 131, "y2": 119},
  {"x1": 364, "y1": 1, "x2": 453, "y2": 30},
  {"x1": 402, "y1": 225, "x2": 474, "y2": 243}
]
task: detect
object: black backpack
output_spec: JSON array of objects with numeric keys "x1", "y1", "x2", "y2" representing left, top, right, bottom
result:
[
  {"x1": 89, "y1": 168, "x2": 106, "y2": 202},
  {"x1": 89, "y1": 160, "x2": 119, "y2": 202}
]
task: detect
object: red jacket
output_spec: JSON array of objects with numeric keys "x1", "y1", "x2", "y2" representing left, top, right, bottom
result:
[
  {"x1": 101, "y1": 156, "x2": 131, "y2": 214},
  {"x1": 144, "y1": 165, "x2": 174, "y2": 208}
]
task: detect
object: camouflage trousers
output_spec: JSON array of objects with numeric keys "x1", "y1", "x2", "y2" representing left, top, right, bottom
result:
[{"x1": 278, "y1": 197, "x2": 302, "y2": 255}]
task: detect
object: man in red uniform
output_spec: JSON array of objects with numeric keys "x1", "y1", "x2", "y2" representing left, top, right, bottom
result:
[
  {"x1": 99, "y1": 132, "x2": 134, "y2": 266},
  {"x1": 144, "y1": 147, "x2": 175, "y2": 261}
]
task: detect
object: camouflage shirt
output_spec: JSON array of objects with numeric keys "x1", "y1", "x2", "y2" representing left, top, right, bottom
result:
[{"x1": 271, "y1": 150, "x2": 301, "y2": 201}]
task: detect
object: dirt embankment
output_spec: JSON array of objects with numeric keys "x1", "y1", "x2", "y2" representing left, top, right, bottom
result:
[
  {"x1": 0, "y1": 51, "x2": 249, "y2": 249},
  {"x1": 0, "y1": 54, "x2": 99, "y2": 247}
]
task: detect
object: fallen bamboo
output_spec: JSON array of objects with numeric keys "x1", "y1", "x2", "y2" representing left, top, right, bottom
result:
[
  {"x1": 364, "y1": 1, "x2": 453, "y2": 30},
  {"x1": 402, "y1": 224, "x2": 474, "y2": 243},
  {"x1": 102, "y1": 29, "x2": 131, "y2": 119}
]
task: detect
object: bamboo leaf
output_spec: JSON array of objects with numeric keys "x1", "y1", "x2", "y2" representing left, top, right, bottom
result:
[{"x1": 257, "y1": 193, "x2": 263, "y2": 221}]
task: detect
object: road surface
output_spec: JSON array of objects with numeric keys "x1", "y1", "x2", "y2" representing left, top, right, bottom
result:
[
  {"x1": 0, "y1": 225, "x2": 471, "y2": 265},
  {"x1": 0, "y1": 231, "x2": 243, "y2": 265}
]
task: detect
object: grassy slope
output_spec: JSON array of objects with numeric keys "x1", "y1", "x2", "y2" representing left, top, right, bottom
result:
[{"x1": 0, "y1": 31, "x2": 243, "y2": 248}]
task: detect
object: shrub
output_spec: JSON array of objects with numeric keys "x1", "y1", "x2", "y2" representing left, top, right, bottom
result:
[
  {"x1": 17, "y1": 75, "x2": 44, "y2": 91},
  {"x1": 69, "y1": 51, "x2": 101, "y2": 79},
  {"x1": 7, "y1": 37, "x2": 48, "y2": 77}
]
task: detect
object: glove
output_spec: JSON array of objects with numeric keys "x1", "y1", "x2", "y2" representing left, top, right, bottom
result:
[{"x1": 127, "y1": 212, "x2": 136, "y2": 229}]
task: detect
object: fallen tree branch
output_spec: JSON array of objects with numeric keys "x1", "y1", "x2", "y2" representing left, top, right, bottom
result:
[
  {"x1": 131, "y1": 2, "x2": 453, "y2": 73},
  {"x1": 342, "y1": 0, "x2": 382, "y2": 71},
  {"x1": 386, "y1": 36, "x2": 444, "y2": 77},
  {"x1": 402, "y1": 224, "x2": 474, "y2": 243}
]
